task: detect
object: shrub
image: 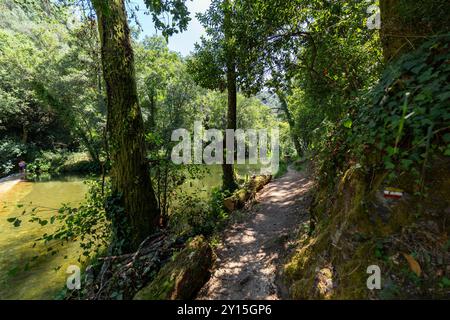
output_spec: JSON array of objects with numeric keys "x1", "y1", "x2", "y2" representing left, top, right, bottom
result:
[
  {"x1": 0, "y1": 138, "x2": 27, "y2": 176},
  {"x1": 26, "y1": 150, "x2": 67, "y2": 175},
  {"x1": 317, "y1": 34, "x2": 450, "y2": 191},
  {"x1": 170, "y1": 187, "x2": 229, "y2": 237}
]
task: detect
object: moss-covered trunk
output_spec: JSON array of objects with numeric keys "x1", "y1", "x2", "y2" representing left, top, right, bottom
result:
[
  {"x1": 223, "y1": 175, "x2": 272, "y2": 212},
  {"x1": 93, "y1": 0, "x2": 159, "y2": 251},
  {"x1": 380, "y1": 0, "x2": 450, "y2": 62},
  {"x1": 380, "y1": 0, "x2": 402, "y2": 62}
]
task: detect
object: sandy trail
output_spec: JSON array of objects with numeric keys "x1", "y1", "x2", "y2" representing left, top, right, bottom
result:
[
  {"x1": 197, "y1": 166, "x2": 314, "y2": 300},
  {"x1": 0, "y1": 174, "x2": 21, "y2": 197}
]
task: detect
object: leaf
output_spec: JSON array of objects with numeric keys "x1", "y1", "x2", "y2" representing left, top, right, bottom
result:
[
  {"x1": 400, "y1": 159, "x2": 413, "y2": 169},
  {"x1": 418, "y1": 69, "x2": 433, "y2": 83},
  {"x1": 411, "y1": 63, "x2": 426, "y2": 74},
  {"x1": 402, "y1": 253, "x2": 421, "y2": 277},
  {"x1": 384, "y1": 160, "x2": 395, "y2": 170},
  {"x1": 443, "y1": 133, "x2": 450, "y2": 143},
  {"x1": 441, "y1": 277, "x2": 450, "y2": 288},
  {"x1": 444, "y1": 145, "x2": 450, "y2": 156},
  {"x1": 437, "y1": 92, "x2": 450, "y2": 102},
  {"x1": 343, "y1": 119, "x2": 352, "y2": 129},
  {"x1": 13, "y1": 219, "x2": 22, "y2": 227},
  {"x1": 386, "y1": 146, "x2": 396, "y2": 156}
]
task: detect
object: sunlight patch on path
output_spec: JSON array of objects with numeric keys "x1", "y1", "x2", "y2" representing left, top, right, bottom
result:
[{"x1": 197, "y1": 166, "x2": 314, "y2": 300}]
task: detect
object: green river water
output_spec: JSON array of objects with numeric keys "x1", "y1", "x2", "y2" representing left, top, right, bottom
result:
[{"x1": 0, "y1": 165, "x2": 260, "y2": 299}]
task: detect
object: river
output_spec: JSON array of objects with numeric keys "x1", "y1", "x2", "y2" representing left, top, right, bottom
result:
[{"x1": 0, "y1": 165, "x2": 260, "y2": 299}]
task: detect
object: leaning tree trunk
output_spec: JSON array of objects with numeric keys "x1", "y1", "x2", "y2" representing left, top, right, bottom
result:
[
  {"x1": 222, "y1": 0, "x2": 238, "y2": 192},
  {"x1": 277, "y1": 93, "x2": 303, "y2": 157},
  {"x1": 92, "y1": 0, "x2": 159, "y2": 252}
]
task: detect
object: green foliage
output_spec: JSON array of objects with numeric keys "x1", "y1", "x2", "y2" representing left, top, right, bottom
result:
[
  {"x1": 346, "y1": 35, "x2": 450, "y2": 187},
  {"x1": 58, "y1": 152, "x2": 101, "y2": 174},
  {"x1": 393, "y1": 1, "x2": 450, "y2": 39},
  {"x1": 187, "y1": 39, "x2": 226, "y2": 91},
  {"x1": 7, "y1": 179, "x2": 111, "y2": 263},
  {"x1": 104, "y1": 191, "x2": 131, "y2": 255},
  {"x1": 27, "y1": 151, "x2": 68, "y2": 176},
  {"x1": 142, "y1": 0, "x2": 190, "y2": 39},
  {"x1": 440, "y1": 277, "x2": 450, "y2": 288},
  {"x1": 285, "y1": 0, "x2": 382, "y2": 151},
  {"x1": 274, "y1": 160, "x2": 288, "y2": 179},
  {"x1": 26, "y1": 151, "x2": 99, "y2": 176},
  {"x1": 187, "y1": 0, "x2": 268, "y2": 95},
  {"x1": 0, "y1": 2, "x2": 105, "y2": 169},
  {"x1": 192, "y1": 0, "x2": 383, "y2": 157},
  {"x1": 170, "y1": 187, "x2": 230, "y2": 237},
  {"x1": 314, "y1": 35, "x2": 450, "y2": 191},
  {"x1": 0, "y1": 138, "x2": 27, "y2": 176}
]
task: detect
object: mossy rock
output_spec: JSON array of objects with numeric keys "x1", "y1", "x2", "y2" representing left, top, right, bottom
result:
[
  {"x1": 134, "y1": 236, "x2": 213, "y2": 300},
  {"x1": 223, "y1": 175, "x2": 271, "y2": 211},
  {"x1": 285, "y1": 157, "x2": 450, "y2": 299}
]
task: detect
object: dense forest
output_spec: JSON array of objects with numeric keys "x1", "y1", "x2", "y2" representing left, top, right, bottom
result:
[{"x1": 0, "y1": 0, "x2": 449, "y2": 301}]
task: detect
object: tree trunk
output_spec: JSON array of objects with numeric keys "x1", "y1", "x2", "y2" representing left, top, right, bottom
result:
[
  {"x1": 149, "y1": 91, "x2": 156, "y2": 129},
  {"x1": 222, "y1": 0, "x2": 238, "y2": 192},
  {"x1": 380, "y1": 0, "x2": 449, "y2": 62},
  {"x1": 380, "y1": 0, "x2": 402, "y2": 62},
  {"x1": 93, "y1": 0, "x2": 159, "y2": 252},
  {"x1": 76, "y1": 126, "x2": 101, "y2": 166},
  {"x1": 22, "y1": 125, "x2": 28, "y2": 144},
  {"x1": 277, "y1": 93, "x2": 303, "y2": 157}
]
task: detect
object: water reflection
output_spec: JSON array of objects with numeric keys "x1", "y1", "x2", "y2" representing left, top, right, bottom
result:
[{"x1": 0, "y1": 165, "x2": 261, "y2": 299}]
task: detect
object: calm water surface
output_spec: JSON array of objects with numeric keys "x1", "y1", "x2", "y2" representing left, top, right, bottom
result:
[
  {"x1": 0, "y1": 165, "x2": 261, "y2": 299},
  {"x1": 0, "y1": 175, "x2": 88, "y2": 299}
]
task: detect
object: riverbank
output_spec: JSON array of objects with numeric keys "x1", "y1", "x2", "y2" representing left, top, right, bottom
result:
[{"x1": 0, "y1": 174, "x2": 22, "y2": 196}]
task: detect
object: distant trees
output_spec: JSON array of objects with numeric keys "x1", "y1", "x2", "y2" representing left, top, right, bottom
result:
[
  {"x1": 188, "y1": 0, "x2": 276, "y2": 191},
  {"x1": 187, "y1": 0, "x2": 240, "y2": 192},
  {"x1": 0, "y1": 1, "x2": 104, "y2": 174}
]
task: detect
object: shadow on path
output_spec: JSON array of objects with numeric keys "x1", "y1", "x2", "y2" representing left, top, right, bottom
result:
[{"x1": 197, "y1": 166, "x2": 314, "y2": 300}]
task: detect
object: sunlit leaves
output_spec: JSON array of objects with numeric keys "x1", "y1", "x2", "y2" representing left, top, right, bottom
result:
[{"x1": 143, "y1": 0, "x2": 191, "y2": 39}]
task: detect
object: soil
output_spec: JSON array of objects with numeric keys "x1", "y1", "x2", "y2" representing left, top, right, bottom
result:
[{"x1": 197, "y1": 166, "x2": 314, "y2": 300}]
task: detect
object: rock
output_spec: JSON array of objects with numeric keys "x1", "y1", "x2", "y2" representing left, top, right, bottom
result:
[
  {"x1": 315, "y1": 267, "x2": 334, "y2": 299},
  {"x1": 239, "y1": 275, "x2": 251, "y2": 286},
  {"x1": 133, "y1": 236, "x2": 213, "y2": 300},
  {"x1": 369, "y1": 191, "x2": 394, "y2": 223},
  {"x1": 223, "y1": 198, "x2": 235, "y2": 212},
  {"x1": 223, "y1": 175, "x2": 271, "y2": 212}
]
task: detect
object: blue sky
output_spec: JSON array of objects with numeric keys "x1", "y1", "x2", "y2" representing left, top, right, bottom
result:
[{"x1": 130, "y1": 0, "x2": 211, "y2": 57}]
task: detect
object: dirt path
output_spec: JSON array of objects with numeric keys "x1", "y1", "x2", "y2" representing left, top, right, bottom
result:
[
  {"x1": 0, "y1": 174, "x2": 21, "y2": 196},
  {"x1": 197, "y1": 166, "x2": 314, "y2": 300}
]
